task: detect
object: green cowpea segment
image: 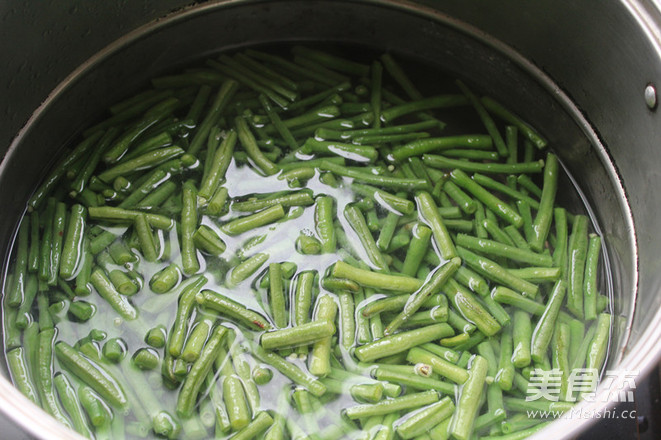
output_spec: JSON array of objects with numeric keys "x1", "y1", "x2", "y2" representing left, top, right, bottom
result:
[{"x1": 3, "y1": 46, "x2": 610, "y2": 440}]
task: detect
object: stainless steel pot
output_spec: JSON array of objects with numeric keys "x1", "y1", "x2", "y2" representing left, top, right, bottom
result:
[{"x1": 0, "y1": 1, "x2": 659, "y2": 438}]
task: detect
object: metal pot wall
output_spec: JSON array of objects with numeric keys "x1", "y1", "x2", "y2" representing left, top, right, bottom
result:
[{"x1": 0, "y1": 1, "x2": 659, "y2": 438}]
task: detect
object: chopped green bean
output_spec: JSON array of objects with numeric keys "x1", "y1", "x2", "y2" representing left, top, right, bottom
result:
[
  {"x1": 355, "y1": 323, "x2": 454, "y2": 362},
  {"x1": 198, "y1": 289, "x2": 271, "y2": 331}
]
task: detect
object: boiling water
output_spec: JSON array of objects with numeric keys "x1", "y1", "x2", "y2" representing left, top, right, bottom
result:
[{"x1": 1, "y1": 44, "x2": 614, "y2": 439}]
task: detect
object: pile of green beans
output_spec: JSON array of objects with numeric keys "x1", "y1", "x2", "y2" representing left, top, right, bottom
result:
[{"x1": 2, "y1": 45, "x2": 613, "y2": 440}]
